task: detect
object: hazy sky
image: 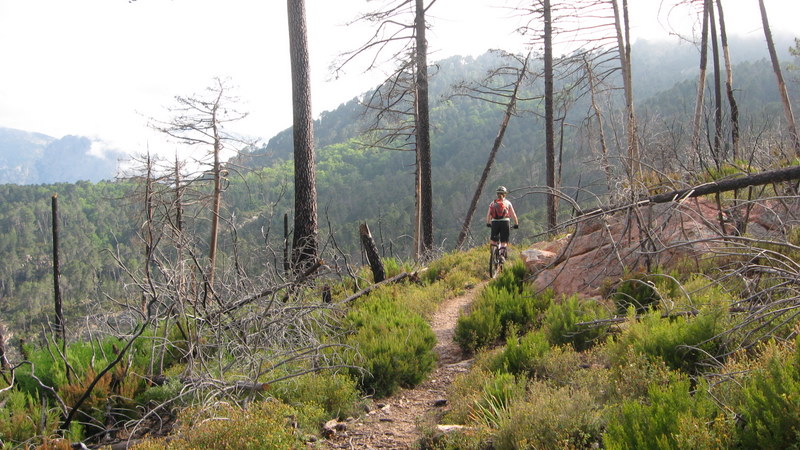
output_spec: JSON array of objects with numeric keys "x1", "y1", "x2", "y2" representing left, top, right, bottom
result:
[{"x1": 0, "y1": 0, "x2": 797, "y2": 160}]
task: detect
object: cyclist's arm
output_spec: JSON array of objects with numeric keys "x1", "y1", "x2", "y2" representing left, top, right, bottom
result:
[{"x1": 509, "y1": 203, "x2": 519, "y2": 225}]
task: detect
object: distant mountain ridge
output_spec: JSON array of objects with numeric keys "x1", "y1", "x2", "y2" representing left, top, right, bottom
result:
[
  {"x1": 2, "y1": 33, "x2": 793, "y2": 186},
  {"x1": 0, "y1": 127, "x2": 123, "y2": 184}
]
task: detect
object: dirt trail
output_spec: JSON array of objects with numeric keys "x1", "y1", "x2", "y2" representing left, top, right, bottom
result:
[{"x1": 320, "y1": 283, "x2": 484, "y2": 449}]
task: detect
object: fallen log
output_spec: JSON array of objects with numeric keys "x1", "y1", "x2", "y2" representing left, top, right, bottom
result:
[
  {"x1": 340, "y1": 269, "x2": 426, "y2": 304},
  {"x1": 580, "y1": 165, "x2": 800, "y2": 216}
]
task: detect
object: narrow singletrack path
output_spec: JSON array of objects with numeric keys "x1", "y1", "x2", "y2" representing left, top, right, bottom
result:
[{"x1": 320, "y1": 282, "x2": 485, "y2": 449}]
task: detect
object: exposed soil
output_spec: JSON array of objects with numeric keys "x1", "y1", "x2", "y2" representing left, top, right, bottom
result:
[{"x1": 319, "y1": 282, "x2": 484, "y2": 449}]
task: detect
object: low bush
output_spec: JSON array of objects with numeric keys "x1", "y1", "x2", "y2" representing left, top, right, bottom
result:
[
  {"x1": 443, "y1": 368, "x2": 525, "y2": 427},
  {"x1": 132, "y1": 399, "x2": 308, "y2": 449},
  {"x1": 344, "y1": 292, "x2": 436, "y2": 398},
  {"x1": 543, "y1": 295, "x2": 609, "y2": 351},
  {"x1": 493, "y1": 381, "x2": 605, "y2": 449},
  {"x1": 604, "y1": 377, "x2": 733, "y2": 449},
  {"x1": 611, "y1": 273, "x2": 661, "y2": 314},
  {"x1": 424, "y1": 246, "x2": 487, "y2": 287},
  {"x1": 454, "y1": 285, "x2": 551, "y2": 354},
  {"x1": 608, "y1": 305, "x2": 727, "y2": 374},
  {"x1": 735, "y1": 338, "x2": 800, "y2": 448},
  {"x1": 487, "y1": 259, "x2": 528, "y2": 294},
  {"x1": 465, "y1": 372, "x2": 526, "y2": 429},
  {"x1": 272, "y1": 371, "x2": 362, "y2": 421},
  {"x1": 606, "y1": 346, "x2": 676, "y2": 403},
  {"x1": 487, "y1": 327, "x2": 551, "y2": 376},
  {"x1": 0, "y1": 388, "x2": 62, "y2": 447}
]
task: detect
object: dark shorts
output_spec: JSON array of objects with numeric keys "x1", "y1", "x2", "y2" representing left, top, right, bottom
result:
[{"x1": 490, "y1": 220, "x2": 510, "y2": 243}]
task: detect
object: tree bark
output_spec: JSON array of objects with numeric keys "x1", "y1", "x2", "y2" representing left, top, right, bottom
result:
[
  {"x1": 283, "y1": 213, "x2": 290, "y2": 275},
  {"x1": 51, "y1": 194, "x2": 65, "y2": 344},
  {"x1": 0, "y1": 324, "x2": 8, "y2": 375},
  {"x1": 288, "y1": 0, "x2": 319, "y2": 268},
  {"x1": 585, "y1": 55, "x2": 612, "y2": 190},
  {"x1": 759, "y1": 0, "x2": 800, "y2": 155},
  {"x1": 360, "y1": 223, "x2": 385, "y2": 283},
  {"x1": 544, "y1": 0, "x2": 557, "y2": 232},
  {"x1": 341, "y1": 271, "x2": 417, "y2": 304},
  {"x1": 612, "y1": 0, "x2": 639, "y2": 177},
  {"x1": 692, "y1": 3, "x2": 710, "y2": 153},
  {"x1": 207, "y1": 104, "x2": 222, "y2": 288},
  {"x1": 716, "y1": 0, "x2": 739, "y2": 160},
  {"x1": 708, "y1": 0, "x2": 723, "y2": 166},
  {"x1": 415, "y1": 0, "x2": 434, "y2": 257}
]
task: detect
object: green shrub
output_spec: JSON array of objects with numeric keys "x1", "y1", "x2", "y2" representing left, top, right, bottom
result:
[
  {"x1": 736, "y1": 339, "x2": 800, "y2": 448},
  {"x1": 443, "y1": 368, "x2": 525, "y2": 428},
  {"x1": 272, "y1": 371, "x2": 362, "y2": 421},
  {"x1": 0, "y1": 388, "x2": 62, "y2": 446},
  {"x1": 493, "y1": 381, "x2": 604, "y2": 450},
  {"x1": 543, "y1": 295, "x2": 609, "y2": 351},
  {"x1": 611, "y1": 274, "x2": 661, "y2": 314},
  {"x1": 607, "y1": 346, "x2": 676, "y2": 403},
  {"x1": 604, "y1": 377, "x2": 732, "y2": 449},
  {"x1": 131, "y1": 399, "x2": 307, "y2": 449},
  {"x1": 381, "y1": 257, "x2": 410, "y2": 279},
  {"x1": 465, "y1": 372, "x2": 526, "y2": 429},
  {"x1": 488, "y1": 327, "x2": 551, "y2": 376},
  {"x1": 488, "y1": 259, "x2": 528, "y2": 294},
  {"x1": 454, "y1": 293, "x2": 504, "y2": 353},
  {"x1": 609, "y1": 305, "x2": 727, "y2": 374},
  {"x1": 344, "y1": 293, "x2": 436, "y2": 398},
  {"x1": 135, "y1": 377, "x2": 186, "y2": 408},
  {"x1": 454, "y1": 286, "x2": 551, "y2": 354}
]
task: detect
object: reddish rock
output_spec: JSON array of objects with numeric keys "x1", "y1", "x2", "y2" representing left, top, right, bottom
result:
[{"x1": 522, "y1": 198, "x2": 743, "y2": 298}]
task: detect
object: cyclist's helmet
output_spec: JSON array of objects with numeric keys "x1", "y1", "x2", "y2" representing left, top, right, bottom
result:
[{"x1": 496, "y1": 186, "x2": 508, "y2": 195}]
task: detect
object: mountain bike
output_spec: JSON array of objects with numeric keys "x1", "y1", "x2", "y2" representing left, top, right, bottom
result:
[
  {"x1": 488, "y1": 223, "x2": 517, "y2": 278},
  {"x1": 488, "y1": 243, "x2": 507, "y2": 278}
]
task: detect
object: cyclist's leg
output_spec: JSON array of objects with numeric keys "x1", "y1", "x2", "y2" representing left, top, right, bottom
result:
[
  {"x1": 490, "y1": 221, "x2": 502, "y2": 247},
  {"x1": 498, "y1": 222, "x2": 510, "y2": 261}
]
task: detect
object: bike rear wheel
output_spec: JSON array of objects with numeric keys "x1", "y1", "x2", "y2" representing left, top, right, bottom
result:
[{"x1": 489, "y1": 246, "x2": 499, "y2": 278}]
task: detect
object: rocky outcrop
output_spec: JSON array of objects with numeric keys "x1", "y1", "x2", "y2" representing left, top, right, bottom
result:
[{"x1": 521, "y1": 197, "x2": 800, "y2": 299}]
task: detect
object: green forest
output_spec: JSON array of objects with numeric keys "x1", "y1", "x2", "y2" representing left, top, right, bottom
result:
[{"x1": 3, "y1": 2, "x2": 800, "y2": 447}]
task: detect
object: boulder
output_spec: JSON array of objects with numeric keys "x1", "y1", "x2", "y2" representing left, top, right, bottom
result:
[{"x1": 521, "y1": 197, "x2": 800, "y2": 299}]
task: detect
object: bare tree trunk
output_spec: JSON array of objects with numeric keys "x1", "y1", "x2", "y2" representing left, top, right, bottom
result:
[
  {"x1": 360, "y1": 223, "x2": 386, "y2": 283},
  {"x1": 709, "y1": 0, "x2": 723, "y2": 166},
  {"x1": 414, "y1": 115, "x2": 422, "y2": 260},
  {"x1": 692, "y1": 3, "x2": 710, "y2": 153},
  {"x1": 51, "y1": 194, "x2": 65, "y2": 344},
  {"x1": 715, "y1": 0, "x2": 739, "y2": 160},
  {"x1": 207, "y1": 115, "x2": 222, "y2": 288},
  {"x1": 415, "y1": 0, "x2": 434, "y2": 257},
  {"x1": 759, "y1": 0, "x2": 800, "y2": 155},
  {"x1": 143, "y1": 154, "x2": 156, "y2": 314},
  {"x1": 612, "y1": 0, "x2": 639, "y2": 177},
  {"x1": 288, "y1": 0, "x2": 319, "y2": 268},
  {"x1": 456, "y1": 53, "x2": 530, "y2": 249},
  {"x1": 585, "y1": 55, "x2": 612, "y2": 190},
  {"x1": 544, "y1": 0, "x2": 557, "y2": 232},
  {"x1": 0, "y1": 324, "x2": 9, "y2": 376},
  {"x1": 283, "y1": 213, "x2": 290, "y2": 275}
]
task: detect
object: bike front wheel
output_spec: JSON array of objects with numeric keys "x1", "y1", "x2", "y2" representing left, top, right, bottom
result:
[{"x1": 489, "y1": 247, "x2": 499, "y2": 278}]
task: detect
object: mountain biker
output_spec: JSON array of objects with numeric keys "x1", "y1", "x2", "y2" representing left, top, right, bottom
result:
[{"x1": 486, "y1": 186, "x2": 519, "y2": 262}]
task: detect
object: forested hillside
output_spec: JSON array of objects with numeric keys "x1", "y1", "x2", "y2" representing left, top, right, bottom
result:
[{"x1": 1, "y1": 40, "x2": 798, "y2": 339}]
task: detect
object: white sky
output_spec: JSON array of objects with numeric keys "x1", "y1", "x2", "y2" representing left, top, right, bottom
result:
[{"x1": 0, "y1": 0, "x2": 797, "y2": 160}]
